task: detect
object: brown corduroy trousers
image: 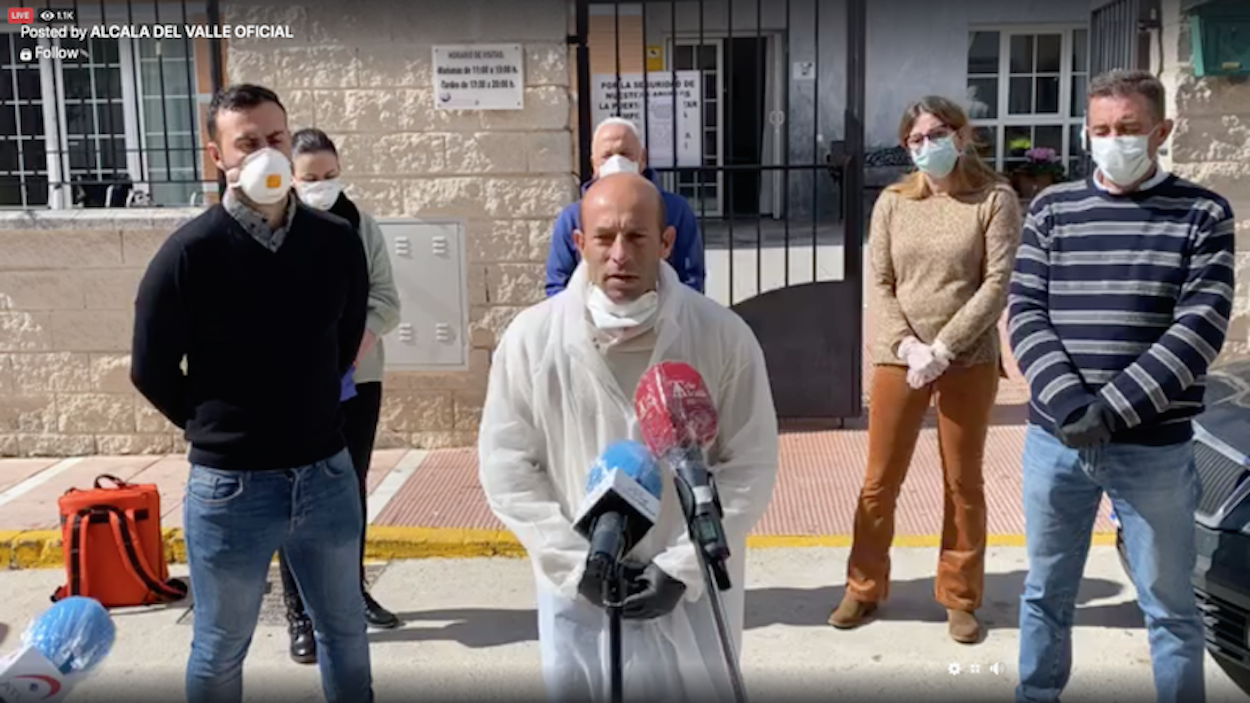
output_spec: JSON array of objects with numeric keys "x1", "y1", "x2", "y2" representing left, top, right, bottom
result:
[{"x1": 844, "y1": 361, "x2": 999, "y2": 612}]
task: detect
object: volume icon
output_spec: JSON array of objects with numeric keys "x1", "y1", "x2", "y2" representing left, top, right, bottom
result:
[{"x1": 990, "y1": 662, "x2": 1005, "y2": 676}]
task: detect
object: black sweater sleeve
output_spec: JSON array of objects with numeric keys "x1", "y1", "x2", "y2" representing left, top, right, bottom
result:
[
  {"x1": 130, "y1": 235, "x2": 191, "y2": 429},
  {"x1": 338, "y1": 227, "x2": 370, "y2": 377}
]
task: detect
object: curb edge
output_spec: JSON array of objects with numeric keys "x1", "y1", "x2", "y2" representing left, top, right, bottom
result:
[{"x1": 2, "y1": 527, "x2": 1119, "y2": 570}]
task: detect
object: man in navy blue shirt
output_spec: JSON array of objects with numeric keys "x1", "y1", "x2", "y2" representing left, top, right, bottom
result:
[
  {"x1": 1009, "y1": 70, "x2": 1235, "y2": 703},
  {"x1": 545, "y1": 117, "x2": 705, "y2": 296}
]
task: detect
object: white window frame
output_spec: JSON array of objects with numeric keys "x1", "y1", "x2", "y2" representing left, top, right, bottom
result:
[
  {"x1": 0, "y1": 27, "x2": 203, "y2": 209},
  {"x1": 130, "y1": 36, "x2": 208, "y2": 207},
  {"x1": 665, "y1": 36, "x2": 725, "y2": 218},
  {"x1": 967, "y1": 23, "x2": 1088, "y2": 174},
  {"x1": 0, "y1": 26, "x2": 50, "y2": 208}
]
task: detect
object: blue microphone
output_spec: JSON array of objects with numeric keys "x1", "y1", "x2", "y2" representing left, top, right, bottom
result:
[
  {"x1": 573, "y1": 440, "x2": 663, "y2": 595},
  {"x1": 0, "y1": 596, "x2": 115, "y2": 703},
  {"x1": 23, "y1": 597, "x2": 114, "y2": 675}
]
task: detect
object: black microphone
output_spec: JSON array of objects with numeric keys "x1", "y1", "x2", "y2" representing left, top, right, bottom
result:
[{"x1": 572, "y1": 440, "x2": 665, "y2": 602}]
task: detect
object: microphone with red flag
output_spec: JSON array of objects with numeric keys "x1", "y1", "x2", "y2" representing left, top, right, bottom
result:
[
  {"x1": 635, "y1": 361, "x2": 752, "y2": 703},
  {"x1": 635, "y1": 361, "x2": 718, "y2": 455},
  {"x1": 634, "y1": 361, "x2": 733, "y2": 590}
]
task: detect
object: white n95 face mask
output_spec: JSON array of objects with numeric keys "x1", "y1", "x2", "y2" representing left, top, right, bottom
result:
[
  {"x1": 599, "y1": 154, "x2": 640, "y2": 178},
  {"x1": 295, "y1": 178, "x2": 343, "y2": 211},
  {"x1": 586, "y1": 285, "x2": 658, "y2": 332},
  {"x1": 1088, "y1": 132, "x2": 1155, "y2": 188},
  {"x1": 231, "y1": 147, "x2": 293, "y2": 205}
]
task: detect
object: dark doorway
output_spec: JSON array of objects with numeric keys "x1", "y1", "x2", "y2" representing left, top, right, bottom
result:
[{"x1": 725, "y1": 37, "x2": 767, "y2": 217}]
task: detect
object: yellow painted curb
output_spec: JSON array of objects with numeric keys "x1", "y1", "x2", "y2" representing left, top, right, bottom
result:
[
  {"x1": 746, "y1": 533, "x2": 1118, "y2": 548},
  {"x1": 0, "y1": 530, "x2": 19, "y2": 569},
  {"x1": 11, "y1": 530, "x2": 62, "y2": 569},
  {"x1": 3, "y1": 526, "x2": 1119, "y2": 569},
  {"x1": 365, "y1": 526, "x2": 527, "y2": 560}
]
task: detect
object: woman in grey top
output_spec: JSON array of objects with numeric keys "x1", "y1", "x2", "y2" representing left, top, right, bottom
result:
[{"x1": 278, "y1": 128, "x2": 403, "y2": 664}]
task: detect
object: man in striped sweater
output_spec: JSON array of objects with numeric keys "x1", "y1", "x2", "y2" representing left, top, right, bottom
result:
[{"x1": 1009, "y1": 70, "x2": 1236, "y2": 703}]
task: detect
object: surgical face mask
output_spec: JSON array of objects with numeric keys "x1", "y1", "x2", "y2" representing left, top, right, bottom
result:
[
  {"x1": 910, "y1": 136, "x2": 959, "y2": 179},
  {"x1": 586, "y1": 284, "x2": 658, "y2": 333},
  {"x1": 1088, "y1": 130, "x2": 1156, "y2": 188},
  {"x1": 598, "y1": 154, "x2": 640, "y2": 178},
  {"x1": 295, "y1": 178, "x2": 343, "y2": 211},
  {"x1": 229, "y1": 147, "x2": 292, "y2": 205}
]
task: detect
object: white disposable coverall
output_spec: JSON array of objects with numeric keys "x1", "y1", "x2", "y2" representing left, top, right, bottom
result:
[{"x1": 478, "y1": 260, "x2": 780, "y2": 703}]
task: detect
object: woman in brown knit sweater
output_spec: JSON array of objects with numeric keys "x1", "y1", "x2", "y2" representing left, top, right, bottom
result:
[{"x1": 828, "y1": 96, "x2": 1022, "y2": 643}]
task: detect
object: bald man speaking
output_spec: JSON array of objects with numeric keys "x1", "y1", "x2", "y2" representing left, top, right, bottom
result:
[
  {"x1": 544, "y1": 117, "x2": 705, "y2": 297},
  {"x1": 479, "y1": 173, "x2": 778, "y2": 702}
]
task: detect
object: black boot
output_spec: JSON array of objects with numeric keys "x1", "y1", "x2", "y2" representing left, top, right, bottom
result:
[
  {"x1": 363, "y1": 588, "x2": 400, "y2": 629},
  {"x1": 284, "y1": 593, "x2": 317, "y2": 665}
]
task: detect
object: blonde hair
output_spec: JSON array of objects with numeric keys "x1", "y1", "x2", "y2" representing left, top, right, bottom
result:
[{"x1": 887, "y1": 95, "x2": 1006, "y2": 199}]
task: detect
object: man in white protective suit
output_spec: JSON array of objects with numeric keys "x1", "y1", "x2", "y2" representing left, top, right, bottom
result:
[{"x1": 478, "y1": 172, "x2": 780, "y2": 703}]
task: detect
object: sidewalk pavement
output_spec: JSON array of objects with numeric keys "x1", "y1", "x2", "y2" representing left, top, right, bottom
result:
[
  {"x1": 0, "y1": 547, "x2": 1244, "y2": 701},
  {"x1": 0, "y1": 315, "x2": 1116, "y2": 569},
  {"x1": 0, "y1": 421, "x2": 1115, "y2": 569}
]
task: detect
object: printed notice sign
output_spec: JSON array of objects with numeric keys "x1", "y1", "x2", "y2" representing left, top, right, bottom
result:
[
  {"x1": 592, "y1": 71, "x2": 703, "y2": 169},
  {"x1": 432, "y1": 44, "x2": 524, "y2": 110}
]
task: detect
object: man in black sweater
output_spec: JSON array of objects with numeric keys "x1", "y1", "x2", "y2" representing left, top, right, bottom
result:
[{"x1": 130, "y1": 84, "x2": 372, "y2": 703}]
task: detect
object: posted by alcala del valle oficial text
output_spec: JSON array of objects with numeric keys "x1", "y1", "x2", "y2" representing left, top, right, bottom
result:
[{"x1": 19, "y1": 24, "x2": 294, "y2": 40}]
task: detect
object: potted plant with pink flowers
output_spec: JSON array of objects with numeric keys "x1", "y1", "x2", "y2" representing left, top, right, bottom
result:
[{"x1": 1010, "y1": 146, "x2": 1067, "y2": 198}]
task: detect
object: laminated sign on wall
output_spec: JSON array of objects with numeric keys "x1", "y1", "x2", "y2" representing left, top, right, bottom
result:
[
  {"x1": 432, "y1": 44, "x2": 524, "y2": 110},
  {"x1": 592, "y1": 71, "x2": 703, "y2": 169}
]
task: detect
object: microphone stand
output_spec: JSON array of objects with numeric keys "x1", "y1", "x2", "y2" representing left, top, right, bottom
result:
[
  {"x1": 603, "y1": 563, "x2": 625, "y2": 703},
  {"x1": 668, "y1": 451, "x2": 749, "y2": 703},
  {"x1": 587, "y1": 512, "x2": 631, "y2": 703}
]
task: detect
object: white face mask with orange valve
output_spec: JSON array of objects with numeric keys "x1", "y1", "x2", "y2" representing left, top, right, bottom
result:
[{"x1": 229, "y1": 147, "x2": 293, "y2": 205}]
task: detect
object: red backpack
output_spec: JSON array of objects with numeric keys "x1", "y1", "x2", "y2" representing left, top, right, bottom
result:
[{"x1": 51, "y1": 474, "x2": 187, "y2": 608}]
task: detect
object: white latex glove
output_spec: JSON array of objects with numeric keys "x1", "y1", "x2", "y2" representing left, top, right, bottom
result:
[{"x1": 898, "y1": 337, "x2": 952, "y2": 390}]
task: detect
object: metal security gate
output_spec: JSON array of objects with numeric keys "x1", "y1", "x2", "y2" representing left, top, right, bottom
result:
[
  {"x1": 0, "y1": 0, "x2": 227, "y2": 209},
  {"x1": 572, "y1": 0, "x2": 867, "y2": 420},
  {"x1": 1089, "y1": 0, "x2": 1157, "y2": 77}
]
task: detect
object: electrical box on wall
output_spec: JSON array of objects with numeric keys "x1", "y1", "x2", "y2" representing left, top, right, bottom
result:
[
  {"x1": 1188, "y1": 0, "x2": 1250, "y2": 77},
  {"x1": 377, "y1": 219, "x2": 469, "y2": 372}
]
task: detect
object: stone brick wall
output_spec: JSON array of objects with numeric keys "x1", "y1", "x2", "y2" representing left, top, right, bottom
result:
[
  {"x1": 0, "y1": 211, "x2": 198, "y2": 456},
  {"x1": 221, "y1": 0, "x2": 576, "y2": 452},
  {"x1": 1160, "y1": 0, "x2": 1250, "y2": 360}
]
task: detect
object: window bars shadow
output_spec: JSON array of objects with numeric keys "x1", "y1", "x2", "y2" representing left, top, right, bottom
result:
[{"x1": 0, "y1": 0, "x2": 224, "y2": 209}]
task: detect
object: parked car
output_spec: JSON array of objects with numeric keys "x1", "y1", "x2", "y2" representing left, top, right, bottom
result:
[{"x1": 1113, "y1": 358, "x2": 1250, "y2": 694}]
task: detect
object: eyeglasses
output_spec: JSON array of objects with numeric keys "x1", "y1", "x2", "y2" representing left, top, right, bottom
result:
[{"x1": 905, "y1": 126, "x2": 954, "y2": 149}]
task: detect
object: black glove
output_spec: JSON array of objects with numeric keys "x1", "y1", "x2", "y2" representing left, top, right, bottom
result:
[
  {"x1": 1057, "y1": 402, "x2": 1115, "y2": 448},
  {"x1": 621, "y1": 562, "x2": 686, "y2": 620},
  {"x1": 578, "y1": 560, "x2": 648, "y2": 608}
]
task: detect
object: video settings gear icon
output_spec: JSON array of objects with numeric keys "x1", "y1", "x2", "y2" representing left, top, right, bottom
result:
[{"x1": 949, "y1": 662, "x2": 962, "y2": 675}]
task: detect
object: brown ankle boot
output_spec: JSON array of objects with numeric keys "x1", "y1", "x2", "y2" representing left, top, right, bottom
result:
[
  {"x1": 828, "y1": 597, "x2": 878, "y2": 629},
  {"x1": 947, "y1": 609, "x2": 980, "y2": 644}
]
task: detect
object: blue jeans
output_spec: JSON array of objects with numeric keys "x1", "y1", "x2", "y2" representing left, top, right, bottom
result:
[
  {"x1": 183, "y1": 447, "x2": 373, "y2": 703},
  {"x1": 1016, "y1": 424, "x2": 1203, "y2": 703}
]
